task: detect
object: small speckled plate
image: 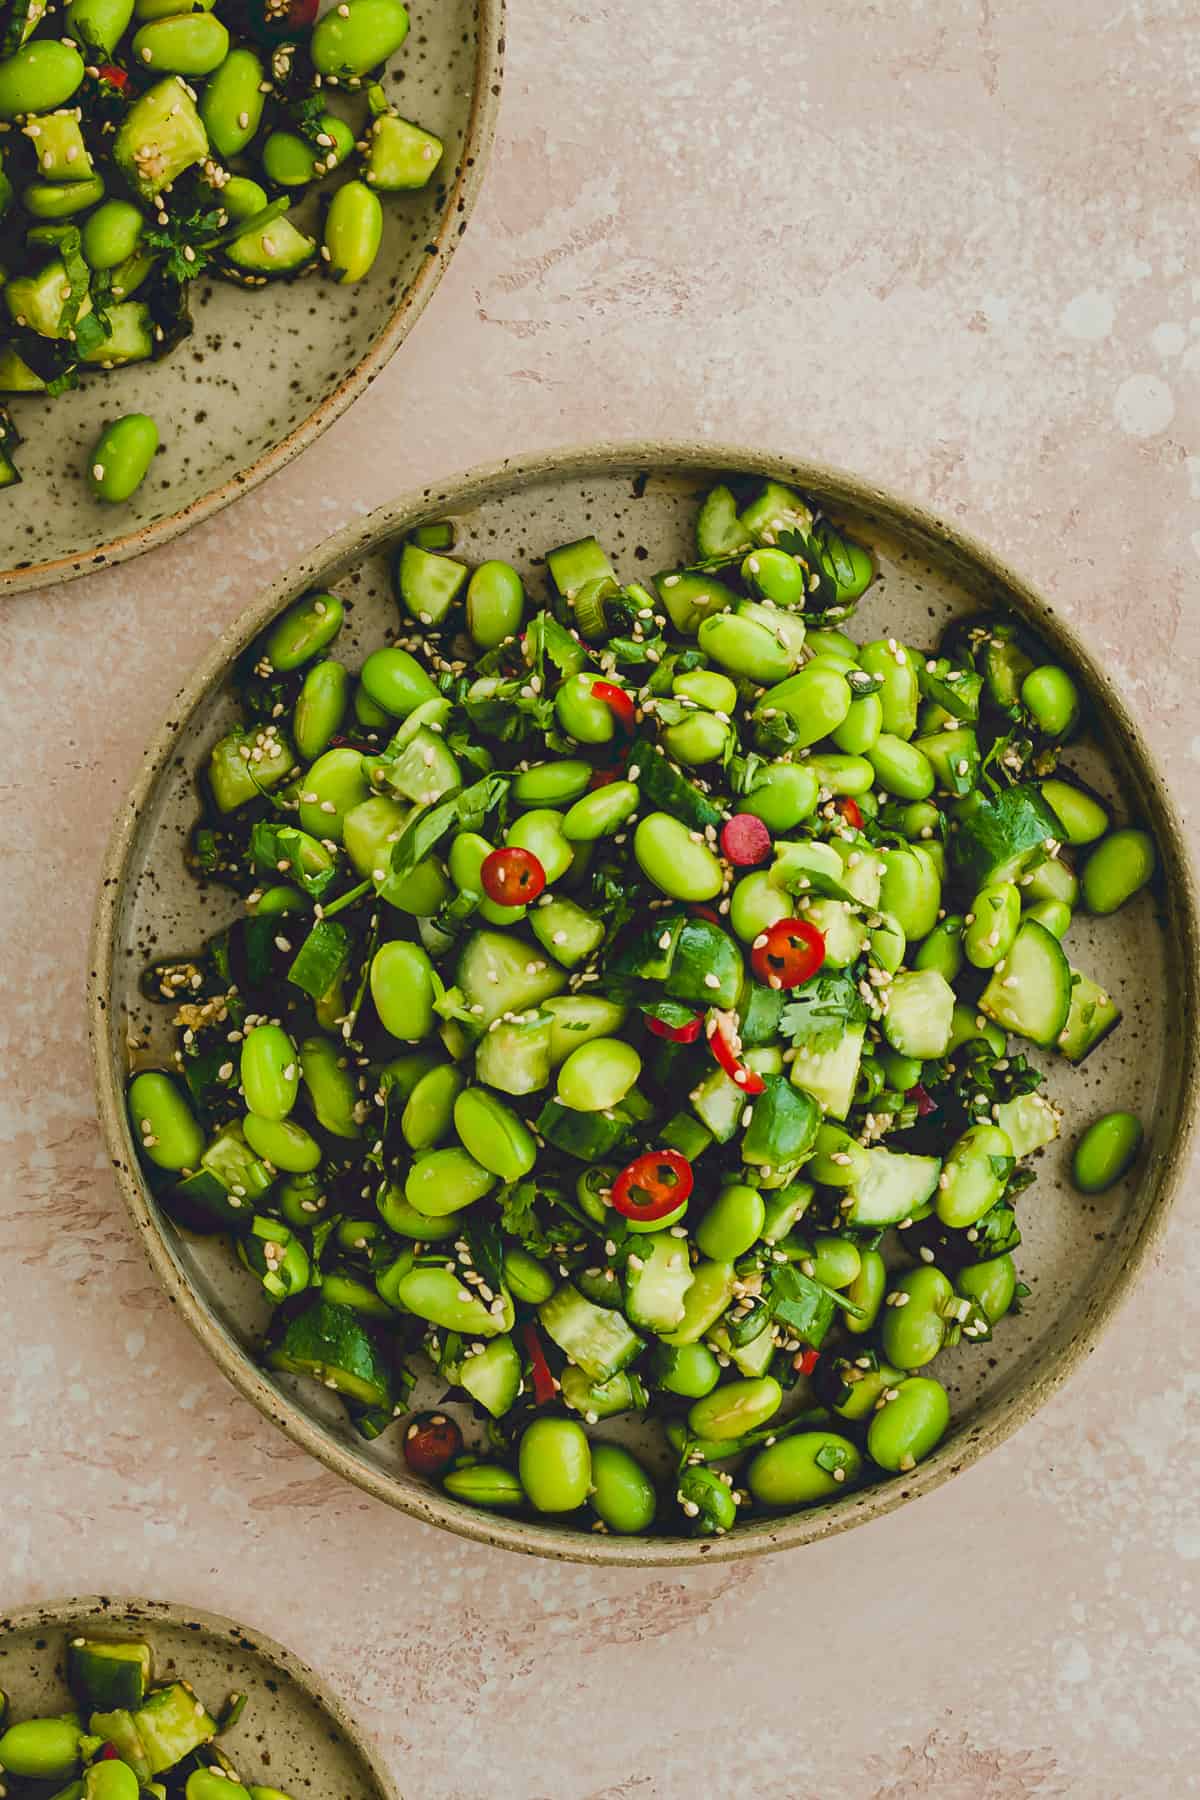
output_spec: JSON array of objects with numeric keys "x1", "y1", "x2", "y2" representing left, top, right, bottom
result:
[
  {"x1": 0, "y1": 1596, "x2": 399, "y2": 1797},
  {"x1": 89, "y1": 444, "x2": 1200, "y2": 1566},
  {"x1": 0, "y1": 0, "x2": 503, "y2": 594}
]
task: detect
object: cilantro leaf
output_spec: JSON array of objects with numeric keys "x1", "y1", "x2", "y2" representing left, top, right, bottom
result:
[
  {"x1": 780, "y1": 974, "x2": 869, "y2": 1051},
  {"x1": 379, "y1": 775, "x2": 508, "y2": 904}
]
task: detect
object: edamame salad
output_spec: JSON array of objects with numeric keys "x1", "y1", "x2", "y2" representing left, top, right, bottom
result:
[
  {"x1": 129, "y1": 476, "x2": 1153, "y2": 1539},
  {"x1": 0, "y1": 0, "x2": 442, "y2": 494},
  {"x1": 0, "y1": 1633, "x2": 290, "y2": 1798}
]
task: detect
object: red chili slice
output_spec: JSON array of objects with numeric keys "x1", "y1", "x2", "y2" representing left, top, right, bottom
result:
[
  {"x1": 97, "y1": 1744, "x2": 121, "y2": 1762},
  {"x1": 480, "y1": 845, "x2": 546, "y2": 906},
  {"x1": 95, "y1": 63, "x2": 129, "y2": 89},
  {"x1": 720, "y1": 813, "x2": 772, "y2": 866},
  {"x1": 795, "y1": 1347, "x2": 821, "y2": 1377},
  {"x1": 907, "y1": 1082, "x2": 938, "y2": 1118},
  {"x1": 611, "y1": 1149, "x2": 694, "y2": 1221},
  {"x1": 835, "y1": 796, "x2": 864, "y2": 829},
  {"x1": 750, "y1": 918, "x2": 825, "y2": 990},
  {"x1": 403, "y1": 1411, "x2": 464, "y2": 1478},
  {"x1": 643, "y1": 1009, "x2": 703, "y2": 1043},
  {"x1": 591, "y1": 679, "x2": 636, "y2": 733},
  {"x1": 522, "y1": 1324, "x2": 558, "y2": 1406},
  {"x1": 689, "y1": 904, "x2": 721, "y2": 925},
  {"x1": 706, "y1": 1010, "x2": 766, "y2": 1095}
]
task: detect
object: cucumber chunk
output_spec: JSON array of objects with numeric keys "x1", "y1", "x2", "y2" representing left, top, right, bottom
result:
[{"x1": 978, "y1": 919, "x2": 1072, "y2": 1047}]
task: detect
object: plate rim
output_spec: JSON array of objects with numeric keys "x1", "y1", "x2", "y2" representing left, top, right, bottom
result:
[
  {"x1": 0, "y1": 1592, "x2": 401, "y2": 1798},
  {"x1": 0, "y1": 0, "x2": 506, "y2": 597},
  {"x1": 87, "y1": 438, "x2": 1200, "y2": 1566}
]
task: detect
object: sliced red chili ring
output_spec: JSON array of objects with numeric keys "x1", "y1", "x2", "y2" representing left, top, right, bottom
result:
[
  {"x1": 643, "y1": 1009, "x2": 704, "y2": 1043},
  {"x1": 720, "y1": 812, "x2": 772, "y2": 866},
  {"x1": 610, "y1": 1149, "x2": 694, "y2": 1220},
  {"x1": 750, "y1": 917, "x2": 825, "y2": 990},
  {"x1": 706, "y1": 1009, "x2": 766, "y2": 1095},
  {"x1": 522, "y1": 1323, "x2": 558, "y2": 1406},
  {"x1": 689, "y1": 904, "x2": 721, "y2": 926},
  {"x1": 835, "y1": 796, "x2": 864, "y2": 829},
  {"x1": 795, "y1": 1347, "x2": 821, "y2": 1377},
  {"x1": 907, "y1": 1082, "x2": 937, "y2": 1118},
  {"x1": 590, "y1": 679, "x2": 636, "y2": 732},
  {"x1": 480, "y1": 845, "x2": 546, "y2": 906},
  {"x1": 95, "y1": 63, "x2": 129, "y2": 89}
]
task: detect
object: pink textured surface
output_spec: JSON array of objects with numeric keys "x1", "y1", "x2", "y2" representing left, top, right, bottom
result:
[{"x1": 2, "y1": 1, "x2": 1198, "y2": 1794}]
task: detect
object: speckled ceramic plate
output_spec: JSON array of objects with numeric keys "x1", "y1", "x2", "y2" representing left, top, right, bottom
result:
[
  {"x1": 0, "y1": 0, "x2": 503, "y2": 594},
  {"x1": 0, "y1": 1596, "x2": 398, "y2": 1797},
  {"x1": 88, "y1": 444, "x2": 1199, "y2": 1566}
]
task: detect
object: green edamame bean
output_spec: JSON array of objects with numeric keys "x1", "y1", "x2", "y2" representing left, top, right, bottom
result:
[
  {"x1": 266, "y1": 592, "x2": 343, "y2": 671},
  {"x1": 1072, "y1": 1110, "x2": 1143, "y2": 1193},
  {"x1": 87, "y1": 412, "x2": 158, "y2": 503},
  {"x1": 311, "y1": 0, "x2": 409, "y2": 77},
  {"x1": 23, "y1": 172, "x2": 104, "y2": 217},
  {"x1": 1026, "y1": 897, "x2": 1071, "y2": 938},
  {"x1": 867, "y1": 1375, "x2": 950, "y2": 1472},
  {"x1": 377, "y1": 1181, "x2": 454, "y2": 1239},
  {"x1": 688, "y1": 1375, "x2": 782, "y2": 1441},
  {"x1": 443, "y1": 1462, "x2": 525, "y2": 1507},
  {"x1": 746, "y1": 1431, "x2": 862, "y2": 1505},
  {"x1": 831, "y1": 691, "x2": 882, "y2": 754},
  {"x1": 466, "y1": 559, "x2": 524, "y2": 649},
  {"x1": 200, "y1": 46, "x2": 266, "y2": 157},
  {"x1": 128, "y1": 1070, "x2": 204, "y2": 1171},
  {"x1": 511, "y1": 759, "x2": 591, "y2": 808},
  {"x1": 879, "y1": 846, "x2": 941, "y2": 940},
  {"x1": 963, "y1": 881, "x2": 1020, "y2": 969},
  {"x1": 0, "y1": 1718, "x2": 82, "y2": 1780},
  {"x1": 324, "y1": 178, "x2": 382, "y2": 283},
  {"x1": 859, "y1": 638, "x2": 919, "y2": 738},
  {"x1": 806, "y1": 752, "x2": 874, "y2": 796},
  {"x1": 869, "y1": 910, "x2": 906, "y2": 973},
  {"x1": 804, "y1": 627, "x2": 858, "y2": 658},
  {"x1": 67, "y1": 0, "x2": 135, "y2": 54},
  {"x1": 957, "y1": 1252, "x2": 1017, "y2": 1322},
  {"x1": 293, "y1": 658, "x2": 349, "y2": 761},
  {"x1": 880, "y1": 1265, "x2": 953, "y2": 1370},
  {"x1": 698, "y1": 610, "x2": 793, "y2": 684},
  {"x1": 222, "y1": 174, "x2": 268, "y2": 222},
  {"x1": 878, "y1": 1048, "x2": 922, "y2": 1090},
  {"x1": 247, "y1": 883, "x2": 308, "y2": 918},
  {"x1": 0, "y1": 41, "x2": 85, "y2": 117},
  {"x1": 590, "y1": 1442, "x2": 657, "y2": 1534},
  {"x1": 937, "y1": 1122, "x2": 1013, "y2": 1229},
  {"x1": 809, "y1": 1233, "x2": 861, "y2": 1289},
  {"x1": 867, "y1": 732, "x2": 935, "y2": 801},
  {"x1": 1021, "y1": 664, "x2": 1080, "y2": 737},
  {"x1": 359, "y1": 644, "x2": 438, "y2": 715},
  {"x1": 240, "y1": 1022, "x2": 299, "y2": 1121},
  {"x1": 1041, "y1": 777, "x2": 1108, "y2": 846},
  {"x1": 740, "y1": 762, "x2": 819, "y2": 831},
  {"x1": 297, "y1": 746, "x2": 370, "y2": 842},
  {"x1": 401, "y1": 1063, "x2": 463, "y2": 1151},
  {"x1": 1082, "y1": 828, "x2": 1155, "y2": 914},
  {"x1": 453, "y1": 1086, "x2": 536, "y2": 1181},
  {"x1": 82, "y1": 199, "x2": 143, "y2": 270},
  {"x1": 504, "y1": 1245, "x2": 555, "y2": 1305},
  {"x1": 634, "y1": 811, "x2": 722, "y2": 900},
  {"x1": 561, "y1": 780, "x2": 639, "y2": 841},
  {"x1": 947, "y1": 1001, "x2": 1006, "y2": 1058},
  {"x1": 406, "y1": 1144, "x2": 495, "y2": 1216},
  {"x1": 132, "y1": 13, "x2": 229, "y2": 74},
  {"x1": 741, "y1": 545, "x2": 806, "y2": 605},
  {"x1": 830, "y1": 1356, "x2": 903, "y2": 1420},
  {"x1": 740, "y1": 598, "x2": 807, "y2": 659},
  {"x1": 89, "y1": 1761, "x2": 141, "y2": 1800},
  {"x1": 652, "y1": 1340, "x2": 720, "y2": 1398},
  {"x1": 555, "y1": 670, "x2": 617, "y2": 743},
  {"x1": 696, "y1": 1183, "x2": 765, "y2": 1260},
  {"x1": 844, "y1": 1246, "x2": 886, "y2": 1335},
  {"x1": 754, "y1": 665, "x2": 852, "y2": 746},
  {"x1": 186, "y1": 1774, "x2": 249, "y2": 1800},
  {"x1": 672, "y1": 668, "x2": 738, "y2": 713},
  {"x1": 677, "y1": 1463, "x2": 737, "y2": 1534},
  {"x1": 1022, "y1": 855, "x2": 1077, "y2": 906},
  {"x1": 519, "y1": 1417, "x2": 591, "y2": 1513},
  {"x1": 807, "y1": 1123, "x2": 870, "y2": 1188},
  {"x1": 370, "y1": 939, "x2": 435, "y2": 1040},
  {"x1": 506, "y1": 808, "x2": 573, "y2": 882},
  {"x1": 299, "y1": 1035, "x2": 361, "y2": 1138},
  {"x1": 242, "y1": 1113, "x2": 321, "y2": 1173},
  {"x1": 557, "y1": 1037, "x2": 640, "y2": 1111},
  {"x1": 262, "y1": 128, "x2": 321, "y2": 187},
  {"x1": 661, "y1": 710, "x2": 730, "y2": 766}
]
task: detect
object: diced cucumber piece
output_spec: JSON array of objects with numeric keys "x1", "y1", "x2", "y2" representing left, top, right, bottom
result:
[
  {"x1": 761, "y1": 1180, "x2": 813, "y2": 1243},
  {"x1": 529, "y1": 895, "x2": 605, "y2": 968},
  {"x1": 663, "y1": 917, "x2": 743, "y2": 1009},
  {"x1": 396, "y1": 541, "x2": 468, "y2": 624},
  {"x1": 382, "y1": 726, "x2": 460, "y2": 805},
  {"x1": 689, "y1": 1063, "x2": 745, "y2": 1144},
  {"x1": 69, "y1": 1640, "x2": 151, "y2": 1713},
  {"x1": 882, "y1": 970, "x2": 955, "y2": 1059},
  {"x1": 738, "y1": 479, "x2": 814, "y2": 544},
  {"x1": 994, "y1": 1091, "x2": 1060, "y2": 1157},
  {"x1": 742, "y1": 1075, "x2": 820, "y2": 1168},
  {"x1": 696, "y1": 483, "x2": 752, "y2": 559},
  {"x1": 535, "y1": 1097, "x2": 633, "y2": 1161},
  {"x1": 546, "y1": 535, "x2": 615, "y2": 600},
  {"x1": 709, "y1": 1318, "x2": 775, "y2": 1378},
  {"x1": 653, "y1": 569, "x2": 739, "y2": 636},
  {"x1": 560, "y1": 1366, "x2": 647, "y2": 1419},
  {"x1": 455, "y1": 929, "x2": 567, "y2": 1027},
  {"x1": 89, "y1": 1710, "x2": 150, "y2": 1782},
  {"x1": 803, "y1": 896, "x2": 866, "y2": 967},
  {"x1": 133, "y1": 1683, "x2": 216, "y2": 1776},
  {"x1": 740, "y1": 981, "x2": 785, "y2": 1046},
  {"x1": 628, "y1": 741, "x2": 725, "y2": 831},
  {"x1": 456, "y1": 1334, "x2": 521, "y2": 1416},
  {"x1": 475, "y1": 1008, "x2": 553, "y2": 1095},
  {"x1": 624, "y1": 1232, "x2": 695, "y2": 1332},
  {"x1": 978, "y1": 919, "x2": 1072, "y2": 1047},
  {"x1": 659, "y1": 1259, "x2": 736, "y2": 1345},
  {"x1": 831, "y1": 839, "x2": 882, "y2": 907},
  {"x1": 267, "y1": 1297, "x2": 392, "y2": 1407},
  {"x1": 538, "y1": 1283, "x2": 643, "y2": 1381},
  {"x1": 660, "y1": 1110, "x2": 713, "y2": 1161},
  {"x1": 1057, "y1": 966, "x2": 1121, "y2": 1061},
  {"x1": 791, "y1": 1023, "x2": 864, "y2": 1121},
  {"x1": 845, "y1": 1148, "x2": 942, "y2": 1228},
  {"x1": 115, "y1": 79, "x2": 209, "y2": 200}
]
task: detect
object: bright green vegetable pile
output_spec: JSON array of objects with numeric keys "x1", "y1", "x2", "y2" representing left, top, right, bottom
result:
[
  {"x1": 0, "y1": 1632, "x2": 291, "y2": 1798},
  {"x1": 128, "y1": 476, "x2": 1154, "y2": 1539}
]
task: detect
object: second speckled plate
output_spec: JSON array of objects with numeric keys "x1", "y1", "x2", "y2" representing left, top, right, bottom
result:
[
  {"x1": 0, "y1": 0, "x2": 503, "y2": 593},
  {"x1": 0, "y1": 1596, "x2": 398, "y2": 1797}
]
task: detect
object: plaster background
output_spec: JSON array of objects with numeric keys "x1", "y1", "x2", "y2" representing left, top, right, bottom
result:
[{"x1": 1, "y1": 1, "x2": 1198, "y2": 1794}]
